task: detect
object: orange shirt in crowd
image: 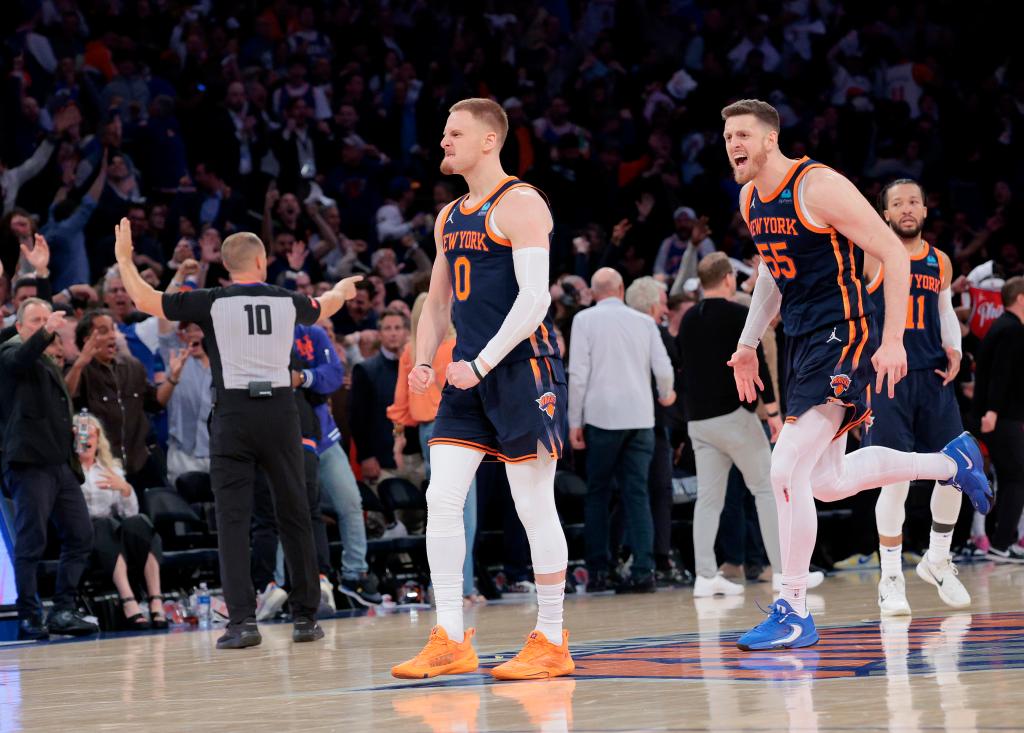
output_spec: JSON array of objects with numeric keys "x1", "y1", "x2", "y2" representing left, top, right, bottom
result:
[{"x1": 387, "y1": 337, "x2": 456, "y2": 426}]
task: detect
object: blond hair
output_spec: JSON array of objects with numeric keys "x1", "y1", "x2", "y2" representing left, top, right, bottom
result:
[
  {"x1": 449, "y1": 98, "x2": 509, "y2": 147},
  {"x1": 76, "y1": 412, "x2": 122, "y2": 473},
  {"x1": 221, "y1": 232, "x2": 266, "y2": 272},
  {"x1": 720, "y1": 99, "x2": 780, "y2": 132}
]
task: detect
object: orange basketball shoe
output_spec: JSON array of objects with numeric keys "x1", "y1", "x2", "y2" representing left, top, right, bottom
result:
[
  {"x1": 490, "y1": 630, "x2": 575, "y2": 680},
  {"x1": 391, "y1": 626, "x2": 479, "y2": 679}
]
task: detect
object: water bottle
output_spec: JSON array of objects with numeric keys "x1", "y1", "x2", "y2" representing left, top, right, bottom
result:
[
  {"x1": 197, "y1": 583, "x2": 211, "y2": 629},
  {"x1": 75, "y1": 409, "x2": 90, "y2": 454}
]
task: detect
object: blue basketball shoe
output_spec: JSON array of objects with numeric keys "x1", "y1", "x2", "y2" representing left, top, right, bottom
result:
[
  {"x1": 939, "y1": 432, "x2": 992, "y2": 514},
  {"x1": 736, "y1": 600, "x2": 819, "y2": 651}
]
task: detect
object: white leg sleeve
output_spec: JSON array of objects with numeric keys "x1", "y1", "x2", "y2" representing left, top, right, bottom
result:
[
  {"x1": 425, "y1": 445, "x2": 484, "y2": 638},
  {"x1": 505, "y1": 450, "x2": 568, "y2": 575},
  {"x1": 930, "y1": 481, "x2": 963, "y2": 526},
  {"x1": 875, "y1": 481, "x2": 911, "y2": 538}
]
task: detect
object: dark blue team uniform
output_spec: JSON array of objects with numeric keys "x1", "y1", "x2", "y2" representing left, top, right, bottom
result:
[
  {"x1": 862, "y1": 242, "x2": 962, "y2": 451},
  {"x1": 430, "y1": 177, "x2": 567, "y2": 462},
  {"x1": 746, "y1": 157, "x2": 876, "y2": 436}
]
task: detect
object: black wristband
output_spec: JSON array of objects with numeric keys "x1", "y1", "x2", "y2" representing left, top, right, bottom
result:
[
  {"x1": 766, "y1": 411, "x2": 780, "y2": 418},
  {"x1": 417, "y1": 363, "x2": 432, "y2": 369},
  {"x1": 469, "y1": 360, "x2": 484, "y2": 380}
]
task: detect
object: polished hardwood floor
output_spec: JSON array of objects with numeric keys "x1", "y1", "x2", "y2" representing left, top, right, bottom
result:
[{"x1": 2, "y1": 561, "x2": 1022, "y2": 732}]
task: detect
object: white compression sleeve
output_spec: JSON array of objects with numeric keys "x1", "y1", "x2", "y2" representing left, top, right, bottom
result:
[
  {"x1": 738, "y1": 261, "x2": 782, "y2": 348},
  {"x1": 476, "y1": 246, "x2": 552, "y2": 371},
  {"x1": 938, "y1": 288, "x2": 962, "y2": 355}
]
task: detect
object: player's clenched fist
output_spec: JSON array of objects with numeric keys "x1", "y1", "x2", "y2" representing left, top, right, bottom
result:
[
  {"x1": 408, "y1": 365, "x2": 434, "y2": 394},
  {"x1": 446, "y1": 360, "x2": 480, "y2": 390}
]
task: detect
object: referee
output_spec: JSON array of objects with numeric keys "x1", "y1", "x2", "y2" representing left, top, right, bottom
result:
[{"x1": 112, "y1": 218, "x2": 360, "y2": 649}]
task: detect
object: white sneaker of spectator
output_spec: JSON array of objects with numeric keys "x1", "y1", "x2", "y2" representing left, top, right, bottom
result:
[
  {"x1": 693, "y1": 573, "x2": 745, "y2": 598},
  {"x1": 319, "y1": 575, "x2": 337, "y2": 612},
  {"x1": 379, "y1": 520, "x2": 409, "y2": 540},
  {"x1": 255, "y1": 581, "x2": 289, "y2": 621}
]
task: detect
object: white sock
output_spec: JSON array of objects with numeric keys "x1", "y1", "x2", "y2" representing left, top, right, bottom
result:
[
  {"x1": 927, "y1": 529, "x2": 954, "y2": 564},
  {"x1": 780, "y1": 573, "x2": 808, "y2": 617},
  {"x1": 534, "y1": 581, "x2": 565, "y2": 641},
  {"x1": 880, "y1": 544, "x2": 902, "y2": 577},
  {"x1": 915, "y1": 453, "x2": 956, "y2": 482},
  {"x1": 432, "y1": 572, "x2": 464, "y2": 640}
]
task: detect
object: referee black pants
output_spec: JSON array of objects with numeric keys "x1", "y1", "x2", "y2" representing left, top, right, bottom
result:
[{"x1": 210, "y1": 390, "x2": 319, "y2": 626}]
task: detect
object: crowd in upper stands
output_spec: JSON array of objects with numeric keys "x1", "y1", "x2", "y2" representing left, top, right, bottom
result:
[{"x1": 1, "y1": 0, "x2": 1022, "y2": 624}]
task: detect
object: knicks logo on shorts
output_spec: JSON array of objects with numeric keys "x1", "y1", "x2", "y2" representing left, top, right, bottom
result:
[
  {"x1": 829, "y1": 374, "x2": 852, "y2": 397},
  {"x1": 536, "y1": 391, "x2": 557, "y2": 418}
]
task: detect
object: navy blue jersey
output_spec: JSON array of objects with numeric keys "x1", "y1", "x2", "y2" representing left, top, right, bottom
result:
[
  {"x1": 439, "y1": 176, "x2": 560, "y2": 364},
  {"x1": 866, "y1": 241, "x2": 946, "y2": 371},
  {"x1": 745, "y1": 157, "x2": 873, "y2": 336}
]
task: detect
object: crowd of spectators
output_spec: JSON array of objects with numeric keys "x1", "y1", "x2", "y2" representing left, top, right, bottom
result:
[{"x1": 1, "y1": 0, "x2": 1023, "y2": 627}]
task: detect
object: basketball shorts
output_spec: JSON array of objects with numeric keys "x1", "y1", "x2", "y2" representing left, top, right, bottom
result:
[
  {"x1": 784, "y1": 315, "x2": 878, "y2": 439},
  {"x1": 861, "y1": 368, "x2": 963, "y2": 453},
  {"x1": 430, "y1": 356, "x2": 568, "y2": 463}
]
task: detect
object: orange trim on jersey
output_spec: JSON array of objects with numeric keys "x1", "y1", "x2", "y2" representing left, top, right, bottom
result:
[
  {"x1": 426, "y1": 437, "x2": 556, "y2": 464},
  {"x1": 831, "y1": 231, "x2": 852, "y2": 320},
  {"x1": 459, "y1": 176, "x2": 517, "y2": 215},
  {"x1": 909, "y1": 242, "x2": 930, "y2": 261},
  {"x1": 543, "y1": 356, "x2": 555, "y2": 382},
  {"x1": 834, "y1": 405, "x2": 872, "y2": 441},
  {"x1": 758, "y1": 156, "x2": 809, "y2": 203},
  {"x1": 785, "y1": 416, "x2": 799, "y2": 424},
  {"x1": 937, "y1": 248, "x2": 947, "y2": 286},
  {"x1": 791, "y1": 163, "x2": 832, "y2": 234},
  {"x1": 529, "y1": 333, "x2": 541, "y2": 356},
  {"x1": 438, "y1": 200, "x2": 459, "y2": 240},
  {"x1": 837, "y1": 319, "x2": 856, "y2": 367},
  {"x1": 529, "y1": 357, "x2": 543, "y2": 383},
  {"x1": 866, "y1": 264, "x2": 884, "y2": 294},
  {"x1": 847, "y1": 239, "x2": 865, "y2": 315},
  {"x1": 742, "y1": 185, "x2": 755, "y2": 224},
  {"x1": 851, "y1": 316, "x2": 870, "y2": 369},
  {"x1": 484, "y1": 182, "x2": 542, "y2": 247},
  {"x1": 538, "y1": 323, "x2": 552, "y2": 353}
]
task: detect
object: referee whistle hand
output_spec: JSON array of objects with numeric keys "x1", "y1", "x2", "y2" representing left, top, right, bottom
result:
[
  {"x1": 408, "y1": 365, "x2": 433, "y2": 394},
  {"x1": 334, "y1": 275, "x2": 364, "y2": 300},
  {"x1": 114, "y1": 217, "x2": 134, "y2": 263}
]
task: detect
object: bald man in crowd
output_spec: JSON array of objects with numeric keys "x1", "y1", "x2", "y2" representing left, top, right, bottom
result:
[{"x1": 568, "y1": 268, "x2": 676, "y2": 593}]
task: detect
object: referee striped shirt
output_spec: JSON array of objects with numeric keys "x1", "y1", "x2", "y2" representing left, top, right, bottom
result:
[{"x1": 162, "y1": 283, "x2": 322, "y2": 390}]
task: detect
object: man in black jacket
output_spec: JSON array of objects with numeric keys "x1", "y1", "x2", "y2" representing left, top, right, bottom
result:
[
  {"x1": 0, "y1": 298, "x2": 97, "y2": 640},
  {"x1": 975, "y1": 276, "x2": 1024, "y2": 561}
]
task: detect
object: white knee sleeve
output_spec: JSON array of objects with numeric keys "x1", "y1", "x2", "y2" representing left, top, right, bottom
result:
[
  {"x1": 425, "y1": 445, "x2": 482, "y2": 540},
  {"x1": 875, "y1": 481, "x2": 910, "y2": 538},
  {"x1": 505, "y1": 451, "x2": 568, "y2": 575},
  {"x1": 930, "y1": 481, "x2": 963, "y2": 526}
]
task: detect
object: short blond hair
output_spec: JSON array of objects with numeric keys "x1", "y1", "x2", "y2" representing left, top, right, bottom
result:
[
  {"x1": 449, "y1": 98, "x2": 508, "y2": 147},
  {"x1": 721, "y1": 99, "x2": 780, "y2": 132},
  {"x1": 221, "y1": 232, "x2": 265, "y2": 272}
]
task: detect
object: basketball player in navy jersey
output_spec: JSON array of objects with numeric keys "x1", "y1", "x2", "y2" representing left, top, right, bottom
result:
[
  {"x1": 391, "y1": 98, "x2": 573, "y2": 681},
  {"x1": 865, "y1": 179, "x2": 971, "y2": 615},
  {"x1": 722, "y1": 99, "x2": 991, "y2": 651}
]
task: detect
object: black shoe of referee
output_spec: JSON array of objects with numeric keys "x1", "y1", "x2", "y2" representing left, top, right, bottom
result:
[
  {"x1": 217, "y1": 619, "x2": 262, "y2": 649},
  {"x1": 293, "y1": 616, "x2": 325, "y2": 643}
]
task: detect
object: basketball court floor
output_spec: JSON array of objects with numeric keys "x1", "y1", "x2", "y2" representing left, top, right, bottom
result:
[{"x1": 2, "y1": 561, "x2": 1022, "y2": 732}]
